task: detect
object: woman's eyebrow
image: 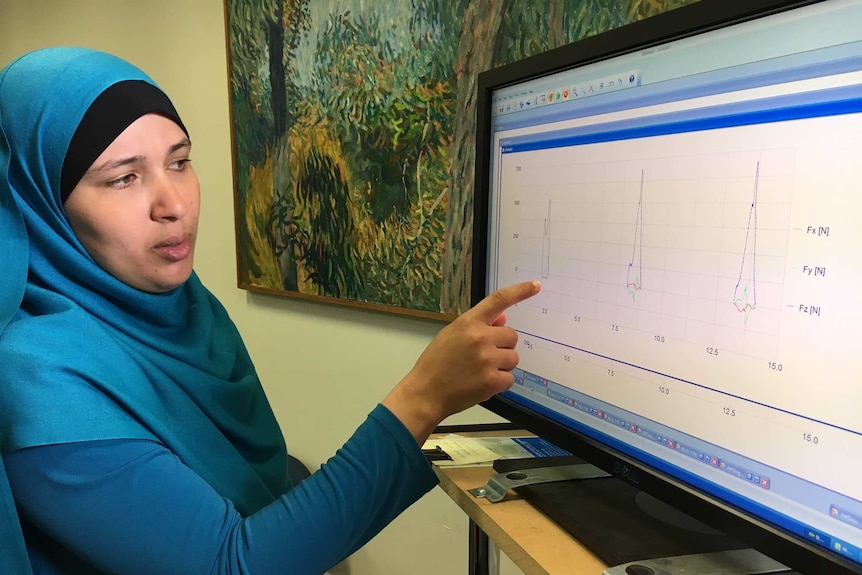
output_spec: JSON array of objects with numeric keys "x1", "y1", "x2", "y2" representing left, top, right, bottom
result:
[
  {"x1": 88, "y1": 138, "x2": 191, "y2": 175},
  {"x1": 169, "y1": 138, "x2": 192, "y2": 154},
  {"x1": 90, "y1": 155, "x2": 143, "y2": 174}
]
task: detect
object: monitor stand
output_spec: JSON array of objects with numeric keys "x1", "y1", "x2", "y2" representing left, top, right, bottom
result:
[{"x1": 486, "y1": 457, "x2": 796, "y2": 575}]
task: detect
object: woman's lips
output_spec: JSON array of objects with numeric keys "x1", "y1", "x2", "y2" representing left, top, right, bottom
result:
[{"x1": 154, "y1": 235, "x2": 191, "y2": 261}]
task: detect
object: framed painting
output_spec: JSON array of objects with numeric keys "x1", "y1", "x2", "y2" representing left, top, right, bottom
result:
[{"x1": 223, "y1": 0, "x2": 696, "y2": 320}]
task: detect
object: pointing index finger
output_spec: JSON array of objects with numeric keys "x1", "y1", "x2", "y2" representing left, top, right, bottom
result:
[{"x1": 471, "y1": 280, "x2": 541, "y2": 325}]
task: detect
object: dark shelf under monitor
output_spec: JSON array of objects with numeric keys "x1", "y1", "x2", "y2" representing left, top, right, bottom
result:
[{"x1": 492, "y1": 456, "x2": 797, "y2": 573}]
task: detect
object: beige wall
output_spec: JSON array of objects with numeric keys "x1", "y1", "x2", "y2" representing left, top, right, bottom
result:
[{"x1": 0, "y1": 1, "x2": 517, "y2": 573}]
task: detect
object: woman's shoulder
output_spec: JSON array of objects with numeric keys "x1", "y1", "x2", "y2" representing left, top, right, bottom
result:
[
  {"x1": 0, "y1": 303, "x2": 114, "y2": 367},
  {"x1": 0, "y1": 305, "x2": 152, "y2": 450}
]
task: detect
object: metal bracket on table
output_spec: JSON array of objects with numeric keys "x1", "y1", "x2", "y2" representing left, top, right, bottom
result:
[
  {"x1": 602, "y1": 548, "x2": 793, "y2": 575},
  {"x1": 468, "y1": 463, "x2": 611, "y2": 503}
]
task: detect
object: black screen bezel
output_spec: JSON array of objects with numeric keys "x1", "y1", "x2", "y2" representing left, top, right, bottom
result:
[{"x1": 471, "y1": 1, "x2": 861, "y2": 573}]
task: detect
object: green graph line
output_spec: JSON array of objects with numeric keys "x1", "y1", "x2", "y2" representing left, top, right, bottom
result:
[{"x1": 733, "y1": 283, "x2": 756, "y2": 324}]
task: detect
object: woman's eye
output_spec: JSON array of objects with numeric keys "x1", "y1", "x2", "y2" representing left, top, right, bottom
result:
[
  {"x1": 107, "y1": 174, "x2": 136, "y2": 189},
  {"x1": 170, "y1": 158, "x2": 191, "y2": 170}
]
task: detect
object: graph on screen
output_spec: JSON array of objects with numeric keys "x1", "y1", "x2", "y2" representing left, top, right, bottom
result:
[
  {"x1": 512, "y1": 147, "x2": 791, "y2": 358},
  {"x1": 491, "y1": 108, "x2": 862, "y2": 500}
]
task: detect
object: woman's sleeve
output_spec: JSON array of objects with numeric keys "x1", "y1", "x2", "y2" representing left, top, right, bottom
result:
[
  {"x1": 5, "y1": 404, "x2": 439, "y2": 575},
  {"x1": 0, "y1": 454, "x2": 32, "y2": 575}
]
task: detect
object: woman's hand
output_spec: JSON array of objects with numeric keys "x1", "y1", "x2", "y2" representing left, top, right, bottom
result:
[{"x1": 382, "y1": 280, "x2": 541, "y2": 443}]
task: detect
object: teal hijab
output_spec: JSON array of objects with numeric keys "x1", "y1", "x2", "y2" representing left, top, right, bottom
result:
[{"x1": 0, "y1": 47, "x2": 288, "y2": 517}]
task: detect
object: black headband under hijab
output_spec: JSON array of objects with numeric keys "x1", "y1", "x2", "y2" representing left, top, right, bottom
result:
[{"x1": 60, "y1": 79, "x2": 189, "y2": 203}]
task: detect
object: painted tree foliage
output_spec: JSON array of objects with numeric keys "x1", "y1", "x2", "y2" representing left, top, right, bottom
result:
[{"x1": 226, "y1": 0, "x2": 698, "y2": 316}]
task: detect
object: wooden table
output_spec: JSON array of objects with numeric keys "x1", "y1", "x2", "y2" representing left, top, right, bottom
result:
[{"x1": 434, "y1": 463, "x2": 608, "y2": 575}]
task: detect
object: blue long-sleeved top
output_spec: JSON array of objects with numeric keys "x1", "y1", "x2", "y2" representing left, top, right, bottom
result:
[
  {"x1": 1, "y1": 455, "x2": 32, "y2": 574},
  {"x1": 5, "y1": 404, "x2": 438, "y2": 575}
]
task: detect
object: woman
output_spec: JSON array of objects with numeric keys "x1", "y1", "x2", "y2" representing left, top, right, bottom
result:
[{"x1": 0, "y1": 47, "x2": 539, "y2": 574}]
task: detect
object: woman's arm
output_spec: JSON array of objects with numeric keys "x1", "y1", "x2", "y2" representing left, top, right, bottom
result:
[
  {"x1": 6, "y1": 404, "x2": 436, "y2": 575},
  {"x1": 0, "y1": 454, "x2": 32, "y2": 575}
]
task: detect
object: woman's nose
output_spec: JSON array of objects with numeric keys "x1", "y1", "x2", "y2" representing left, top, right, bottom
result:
[{"x1": 150, "y1": 173, "x2": 189, "y2": 221}]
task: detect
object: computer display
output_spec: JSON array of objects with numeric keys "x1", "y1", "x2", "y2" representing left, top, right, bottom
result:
[{"x1": 473, "y1": 1, "x2": 862, "y2": 572}]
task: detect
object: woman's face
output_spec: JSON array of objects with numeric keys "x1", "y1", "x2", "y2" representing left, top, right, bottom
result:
[{"x1": 64, "y1": 114, "x2": 200, "y2": 293}]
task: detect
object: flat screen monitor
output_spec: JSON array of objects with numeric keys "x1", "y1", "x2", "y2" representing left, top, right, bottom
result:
[{"x1": 472, "y1": 1, "x2": 862, "y2": 573}]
